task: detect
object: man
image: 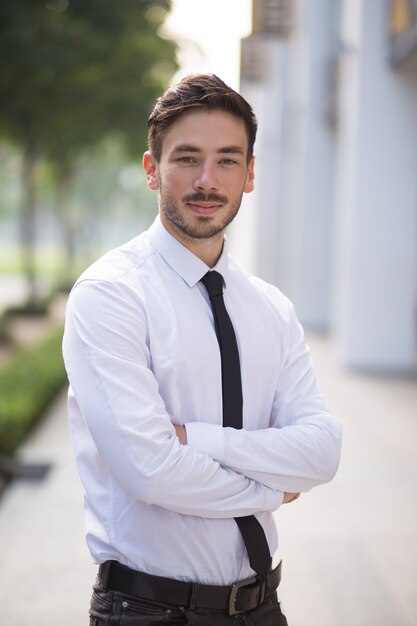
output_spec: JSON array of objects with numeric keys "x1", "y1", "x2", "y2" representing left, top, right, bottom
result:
[{"x1": 63, "y1": 74, "x2": 342, "y2": 625}]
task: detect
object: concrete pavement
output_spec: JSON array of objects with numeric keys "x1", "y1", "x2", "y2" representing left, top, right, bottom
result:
[
  {"x1": 0, "y1": 392, "x2": 95, "y2": 626},
  {"x1": 278, "y1": 334, "x2": 417, "y2": 626},
  {"x1": 0, "y1": 333, "x2": 416, "y2": 625}
]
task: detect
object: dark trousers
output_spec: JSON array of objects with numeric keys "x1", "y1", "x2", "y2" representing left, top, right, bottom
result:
[{"x1": 89, "y1": 585, "x2": 289, "y2": 625}]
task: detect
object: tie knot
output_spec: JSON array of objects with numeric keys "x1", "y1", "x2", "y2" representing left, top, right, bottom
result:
[{"x1": 201, "y1": 271, "x2": 224, "y2": 298}]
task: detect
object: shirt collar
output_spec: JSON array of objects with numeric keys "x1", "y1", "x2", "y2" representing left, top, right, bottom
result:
[{"x1": 146, "y1": 215, "x2": 230, "y2": 288}]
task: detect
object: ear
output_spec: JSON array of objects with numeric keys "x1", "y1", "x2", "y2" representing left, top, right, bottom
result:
[
  {"x1": 143, "y1": 151, "x2": 160, "y2": 190},
  {"x1": 243, "y1": 156, "x2": 255, "y2": 193}
]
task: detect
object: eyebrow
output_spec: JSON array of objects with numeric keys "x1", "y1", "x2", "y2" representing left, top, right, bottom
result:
[{"x1": 172, "y1": 144, "x2": 245, "y2": 155}]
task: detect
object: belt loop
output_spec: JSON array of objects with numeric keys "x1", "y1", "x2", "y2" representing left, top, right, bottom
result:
[
  {"x1": 189, "y1": 583, "x2": 199, "y2": 610},
  {"x1": 258, "y1": 579, "x2": 267, "y2": 605},
  {"x1": 98, "y1": 560, "x2": 113, "y2": 589}
]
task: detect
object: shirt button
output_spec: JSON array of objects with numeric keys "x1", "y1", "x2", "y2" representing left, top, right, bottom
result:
[{"x1": 122, "y1": 601, "x2": 129, "y2": 609}]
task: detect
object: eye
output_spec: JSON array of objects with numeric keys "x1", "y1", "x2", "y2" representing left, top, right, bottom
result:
[
  {"x1": 175, "y1": 156, "x2": 196, "y2": 164},
  {"x1": 220, "y1": 158, "x2": 239, "y2": 165}
]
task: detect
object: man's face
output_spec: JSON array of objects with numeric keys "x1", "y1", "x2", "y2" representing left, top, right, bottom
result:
[{"x1": 143, "y1": 108, "x2": 255, "y2": 245}]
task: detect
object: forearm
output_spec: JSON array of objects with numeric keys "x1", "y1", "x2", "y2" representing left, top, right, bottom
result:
[
  {"x1": 175, "y1": 425, "x2": 301, "y2": 502},
  {"x1": 185, "y1": 415, "x2": 342, "y2": 493},
  {"x1": 69, "y1": 381, "x2": 283, "y2": 518}
]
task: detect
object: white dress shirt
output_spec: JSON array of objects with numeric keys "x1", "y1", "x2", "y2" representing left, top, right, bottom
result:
[{"x1": 63, "y1": 215, "x2": 342, "y2": 586}]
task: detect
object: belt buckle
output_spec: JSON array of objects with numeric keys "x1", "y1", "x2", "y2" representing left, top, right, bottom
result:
[{"x1": 228, "y1": 576, "x2": 264, "y2": 616}]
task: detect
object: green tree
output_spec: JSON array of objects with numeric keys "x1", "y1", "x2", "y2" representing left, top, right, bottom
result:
[{"x1": 0, "y1": 0, "x2": 177, "y2": 296}]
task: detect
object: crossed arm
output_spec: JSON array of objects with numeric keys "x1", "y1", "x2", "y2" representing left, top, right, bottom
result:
[
  {"x1": 175, "y1": 416, "x2": 300, "y2": 504},
  {"x1": 175, "y1": 427, "x2": 306, "y2": 505},
  {"x1": 63, "y1": 279, "x2": 341, "y2": 518}
]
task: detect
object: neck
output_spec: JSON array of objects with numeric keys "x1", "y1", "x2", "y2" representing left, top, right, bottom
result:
[
  {"x1": 183, "y1": 235, "x2": 224, "y2": 268},
  {"x1": 160, "y1": 213, "x2": 225, "y2": 267}
]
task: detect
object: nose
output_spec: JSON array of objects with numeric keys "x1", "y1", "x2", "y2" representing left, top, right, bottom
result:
[{"x1": 193, "y1": 161, "x2": 220, "y2": 191}]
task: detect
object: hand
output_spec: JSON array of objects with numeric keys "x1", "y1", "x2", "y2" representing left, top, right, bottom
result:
[
  {"x1": 174, "y1": 424, "x2": 187, "y2": 445},
  {"x1": 283, "y1": 492, "x2": 300, "y2": 504}
]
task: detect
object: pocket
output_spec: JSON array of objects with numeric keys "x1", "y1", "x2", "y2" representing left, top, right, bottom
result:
[
  {"x1": 269, "y1": 593, "x2": 288, "y2": 626},
  {"x1": 89, "y1": 588, "x2": 114, "y2": 622},
  {"x1": 248, "y1": 594, "x2": 288, "y2": 626},
  {"x1": 114, "y1": 592, "x2": 187, "y2": 624}
]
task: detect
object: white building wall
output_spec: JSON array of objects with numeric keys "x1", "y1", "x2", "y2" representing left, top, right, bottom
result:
[
  {"x1": 333, "y1": 0, "x2": 417, "y2": 371},
  {"x1": 238, "y1": 0, "x2": 417, "y2": 373},
  {"x1": 279, "y1": 0, "x2": 338, "y2": 329},
  {"x1": 235, "y1": 0, "x2": 338, "y2": 331},
  {"x1": 231, "y1": 37, "x2": 287, "y2": 279}
]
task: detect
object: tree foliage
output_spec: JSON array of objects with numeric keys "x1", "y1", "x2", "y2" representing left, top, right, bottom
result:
[
  {"x1": 0, "y1": 0, "x2": 178, "y2": 294},
  {"x1": 0, "y1": 0, "x2": 178, "y2": 158}
]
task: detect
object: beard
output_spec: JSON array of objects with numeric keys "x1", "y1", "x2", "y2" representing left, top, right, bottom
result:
[{"x1": 159, "y1": 184, "x2": 243, "y2": 241}]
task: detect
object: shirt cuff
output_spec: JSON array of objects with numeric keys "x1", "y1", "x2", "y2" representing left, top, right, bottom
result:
[{"x1": 185, "y1": 422, "x2": 225, "y2": 463}]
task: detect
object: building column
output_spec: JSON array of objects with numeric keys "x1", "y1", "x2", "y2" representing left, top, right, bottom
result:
[
  {"x1": 275, "y1": 0, "x2": 338, "y2": 329},
  {"x1": 333, "y1": 0, "x2": 417, "y2": 371},
  {"x1": 233, "y1": 0, "x2": 338, "y2": 332}
]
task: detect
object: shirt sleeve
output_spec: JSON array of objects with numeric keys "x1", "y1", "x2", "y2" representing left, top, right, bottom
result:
[
  {"x1": 62, "y1": 278, "x2": 284, "y2": 518},
  {"x1": 186, "y1": 300, "x2": 342, "y2": 493}
]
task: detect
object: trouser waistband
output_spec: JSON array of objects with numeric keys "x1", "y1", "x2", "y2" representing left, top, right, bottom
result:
[{"x1": 98, "y1": 560, "x2": 282, "y2": 616}]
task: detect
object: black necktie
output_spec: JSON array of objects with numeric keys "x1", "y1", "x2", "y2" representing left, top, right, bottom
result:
[{"x1": 201, "y1": 270, "x2": 272, "y2": 580}]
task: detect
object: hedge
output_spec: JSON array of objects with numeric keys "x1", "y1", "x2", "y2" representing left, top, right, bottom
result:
[
  {"x1": 0, "y1": 326, "x2": 67, "y2": 456},
  {"x1": 3, "y1": 297, "x2": 50, "y2": 318},
  {"x1": 0, "y1": 314, "x2": 11, "y2": 346}
]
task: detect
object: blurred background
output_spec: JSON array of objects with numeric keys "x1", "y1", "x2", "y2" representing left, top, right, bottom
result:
[{"x1": 0, "y1": 1, "x2": 416, "y2": 625}]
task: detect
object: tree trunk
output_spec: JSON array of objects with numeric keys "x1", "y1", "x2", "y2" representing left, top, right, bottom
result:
[
  {"x1": 20, "y1": 141, "x2": 38, "y2": 302},
  {"x1": 54, "y1": 163, "x2": 77, "y2": 284}
]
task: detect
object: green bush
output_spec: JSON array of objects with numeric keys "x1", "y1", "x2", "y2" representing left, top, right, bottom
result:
[
  {"x1": 0, "y1": 314, "x2": 12, "y2": 346},
  {"x1": 3, "y1": 297, "x2": 50, "y2": 318},
  {"x1": 0, "y1": 327, "x2": 66, "y2": 456}
]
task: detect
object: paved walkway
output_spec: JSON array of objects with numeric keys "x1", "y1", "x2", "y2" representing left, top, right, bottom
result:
[
  {"x1": 0, "y1": 333, "x2": 416, "y2": 625},
  {"x1": 278, "y1": 335, "x2": 417, "y2": 626},
  {"x1": 0, "y1": 392, "x2": 95, "y2": 625}
]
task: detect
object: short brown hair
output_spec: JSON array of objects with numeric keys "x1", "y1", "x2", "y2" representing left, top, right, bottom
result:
[{"x1": 147, "y1": 74, "x2": 257, "y2": 163}]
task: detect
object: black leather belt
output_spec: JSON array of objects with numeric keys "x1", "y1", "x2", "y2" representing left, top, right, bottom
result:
[{"x1": 98, "y1": 559, "x2": 282, "y2": 616}]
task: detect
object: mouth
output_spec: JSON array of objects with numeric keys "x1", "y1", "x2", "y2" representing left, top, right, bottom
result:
[
  {"x1": 183, "y1": 194, "x2": 227, "y2": 216},
  {"x1": 186, "y1": 202, "x2": 222, "y2": 216}
]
